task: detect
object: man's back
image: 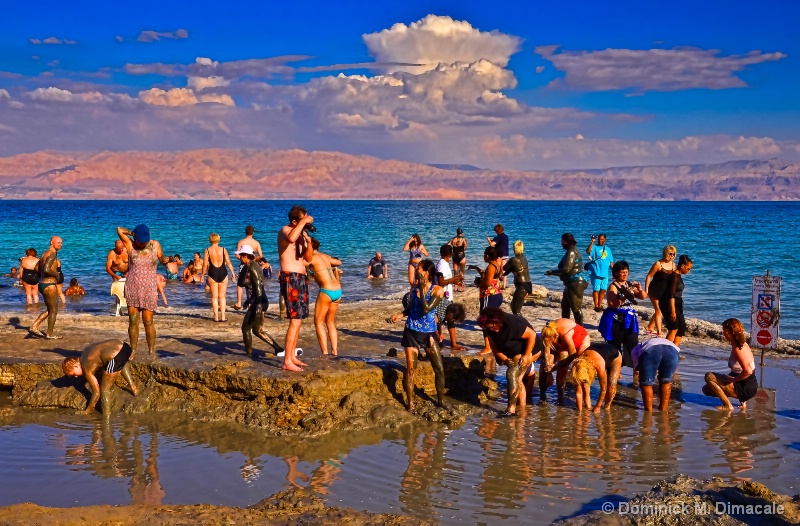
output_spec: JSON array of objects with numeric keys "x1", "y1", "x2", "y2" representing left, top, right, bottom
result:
[{"x1": 238, "y1": 236, "x2": 263, "y2": 258}]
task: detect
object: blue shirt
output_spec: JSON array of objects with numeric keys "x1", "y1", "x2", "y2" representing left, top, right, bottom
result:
[
  {"x1": 493, "y1": 233, "x2": 509, "y2": 258},
  {"x1": 589, "y1": 244, "x2": 613, "y2": 278}
]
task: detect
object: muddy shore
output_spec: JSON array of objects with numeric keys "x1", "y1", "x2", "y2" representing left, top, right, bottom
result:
[{"x1": 0, "y1": 284, "x2": 797, "y2": 436}]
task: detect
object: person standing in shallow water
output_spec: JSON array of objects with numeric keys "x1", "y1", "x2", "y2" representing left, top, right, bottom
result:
[
  {"x1": 308, "y1": 237, "x2": 342, "y2": 356},
  {"x1": 62, "y1": 339, "x2": 139, "y2": 415},
  {"x1": 29, "y1": 236, "x2": 63, "y2": 339},
  {"x1": 545, "y1": 233, "x2": 588, "y2": 326},
  {"x1": 117, "y1": 224, "x2": 169, "y2": 355},
  {"x1": 201, "y1": 233, "x2": 235, "y2": 322},
  {"x1": 448, "y1": 228, "x2": 468, "y2": 292},
  {"x1": 503, "y1": 240, "x2": 532, "y2": 315}
]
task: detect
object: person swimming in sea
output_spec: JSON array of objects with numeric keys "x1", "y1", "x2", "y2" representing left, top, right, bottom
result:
[
  {"x1": 165, "y1": 256, "x2": 180, "y2": 280},
  {"x1": 308, "y1": 237, "x2": 342, "y2": 355},
  {"x1": 62, "y1": 339, "x2": 139, "y2": 415},
  {"x1": 65, "y1": 278, "x2": 85, "y2": 296}
]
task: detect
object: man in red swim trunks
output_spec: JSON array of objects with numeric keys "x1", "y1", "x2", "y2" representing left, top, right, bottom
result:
[{"x1": 277, "y1": 205, "x2": 314, "y2": 371}]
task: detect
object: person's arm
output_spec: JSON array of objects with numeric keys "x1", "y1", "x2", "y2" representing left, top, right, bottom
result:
[
  {"x1": 402, "y1": 237, "x2": 414, "y2": 251},
  {"x1": 486, "y1": 333, "x2": 508, "y2": 363},
  {"x1": 42, "y1": 252, "x2": 59, "y2": 279},
  {"x1": 631, "y1": 281, "x2": 648, "y2": 300},
  {"x1": 384, "y1": 263, "x2": 388, "y2": 278},
  {"x1": 287, "y1": 216, "x2": 313, "y2": 243},
  {"x1": 644, "y1": 261, "x2": 660, "y2": 294},
  {"x1": 224, "y1": 249, "x2": 235, "y2": 276},
  {"x1": 367, "y1": 262, "x2": 372, "y2": 279},
  {"x1": 606, "y1": 283, "x2": 622, "y2": 309},
  {"x1": 550, "y1": 331, "x2": 579, "y2": 371},
  {"x1": 487, "y1": 236, "x2": 495, "y2": 246},
  {"x1": 201, "y1": 249, "x2": 209, "y2": 282},
  {"x1": 420, "y1": 245, "x2": 429, "y2": 257},
  {"x1": 301, "y1": 231, "x2": 314, "y2": 263},
  {"x1": 153, "y1": 241, "x2": 169, "y2": 266},
  {"x1": 520, "y1": 327, "x2": 542, "y2": 367},
  {"x1": 79, "y1": 287, "x2": 85, "y2": 295},
  {"x1": 255, "y1": 242, "x2": 263, "y2": 259},
  {"x1": 594, "y1": 365, "x2": 608, "y2": 413},
  {"x1": 481, "y1": 263, "x2": 496, "y2": 288},
  {"x1": 417, "y1": 283, "x2": 444, "y2": 314},
  {"x1": 502, "y1": 257, "x2": 515, "y2": 277},
  {"x1": 249, "y1": 262, "x2": 266, "y2": 308},
  {"x1": 105, "y1": 252, "x2": 120, "y2": 281},
  {"x1": 464, "y1": 238, "x2": 468, "y2": 251},
  {"x1": 83, "y1": 369, "x2": 101, "y2": 414},
  {"x1": 116, "y1": 227, "x2": 134, "y2": 254},
  {"x1": 329, "y1": 256, "x2": 342, "y2": 267},
  {"x1": 586, "y1": 239, "x2": 595, "y2": 256}
]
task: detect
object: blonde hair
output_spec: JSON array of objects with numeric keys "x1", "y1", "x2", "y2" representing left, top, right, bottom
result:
[
  {"x1": 541, "y1": 321, "x2": 558, "y2": 351},
  {"x1": 662, "y1": 244, "x2": 677, "y2": 259},
  {"x1": 722, "y1": 318, "x2": 747, "y2": 347},
  {"x1": 513, "y1": 240, "x2": 524, "y2": 256},
  {"x1": 568, "y1": 355, "x2": 596, "y2": 386},
  {"x1": 62, "y1": 357, "x2": 80, "y2": 375},
  {"x1": 209, "y1": 233, "x2": 220, "y2": 244}
]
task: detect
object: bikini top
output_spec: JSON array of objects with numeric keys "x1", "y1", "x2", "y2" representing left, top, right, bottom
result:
[{"x1": 408, "y1": 246, "x2": 423, "y2": 261}]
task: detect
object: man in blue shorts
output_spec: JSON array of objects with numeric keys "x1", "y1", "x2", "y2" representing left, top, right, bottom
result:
[{"x1": 586, "y1": 234, "x2": 614, "y2": 312}]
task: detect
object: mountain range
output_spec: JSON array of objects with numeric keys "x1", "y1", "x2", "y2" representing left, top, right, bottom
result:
[{"x1": 0, "y1": 149, "x2": 797, "y2": 200}]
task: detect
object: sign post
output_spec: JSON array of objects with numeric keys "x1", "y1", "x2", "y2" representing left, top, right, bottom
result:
[{"x1": 751, "y1": 271, "x2": 781, "y2": 366}]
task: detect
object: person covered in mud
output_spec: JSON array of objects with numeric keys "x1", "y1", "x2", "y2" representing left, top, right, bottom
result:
[
  {"x1": 544, "y1": 233, "x2": 588, "y2": 326},
  {"x1": 631, "y1": 337, "x2": 680, "y2": 411},
  {"x1": 478, "y1": 307, "x2": 543, "y2": 417},
  {"x1": 29, "y1": 236, "x2": 63, "y2": 339},
  {"x1": 307, "y1": 237, "x2": 342, "y2": 356},
  {"x1": 503, "y1": 240, "x2": 532, "y2": 315},
  {"x1": 236, "y1": 245, "x2": 283, "y2": 357},
  {"x1": 567, "y1": 342, "x2": 623, "y2": 412},
  {"x1": 105, "y1": 240, "x2": 129, "y2": 281},
  {"x1": 702, "y1": 318, "x2": 758, "y2": 411},
  {"x1": 401, "y1": 259, "x2": 447, "y2": 412},
  {"x1": 62, "y1": 339, "x2": 140, "y2": 415},
  {"x1": 540, "y1": 318, "x2": 591, "y2": 403}
]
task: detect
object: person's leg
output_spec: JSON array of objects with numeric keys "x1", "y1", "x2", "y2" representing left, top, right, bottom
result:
[
  {"x1": 647, "y1": 297, "x2": 659, "y2": 332},
  {"x1": 448, "y1": 325, "x2": 464, "y2": 351},
  {"x1": 659, "y1": 382, "x2": 672, "y2": 411},
  {"x1": 407, "y1": 265, "x2": 415, "y2": 286},
  {"x1": 597, "y1": 288, "x2": 606, "y2": 309},
  {"x1": 314, "y1": 293, "x2": 331, "y2": 354},
  {"x1": 592, "y1": 289, "x2": 600, "y2": 309},
  {"x1": 641, "y1": 385, "x2": 654, "y2": 411},
  {"x1": 283, "y1": 319, "x2": 303, "y2": 371},
  {"x1": 157, "y1": 279, "x2": 168, "y2": 306},
  {"x1": 505, "y1": 359, "x2": 522, "y2": 414},
  {"x1": 242, "y1": 307, "x2": 254, "y2": 356},
  {"x1": 703, "y1": 372, "x2": 736, "y2": 410},
  {"x1": 404, "y1": 347, "x2": 419, "y2": 411},
  {"x1": 100, "y1": 371, "x2": 120, "y2": 415},
  {"x1": 606, "y1": 356, "x2": 622, "y2": 407},
  {"x1": 219, "y1": 278, "x2": 228, "y2": 321},
  {"x1": 556, "y1": 353, "x2": 568, "y2": 403},
  {"x1": 142, "y1": 309, "x2": 156, "y2": 355},
  {"x1": 426, "y1": 336, "x2": 446, "y2": 408},
  {"x1": 561, "y1": 286, "x2": 571, "y2": 319},
  {"x1": 538, "y1": 361, "x2": 550, "y2": 401},
  {"x1": 127, "y1": 307, "x2": 140, "y2": 352},
  {"x1": 326, "y1": 300, "x2": 339, "y2": 356},
  {"x1": 252, "y1": 307, "x2": 283, "y2": 354},
  {"x1": 209, "y1": 278, "x2": 220, "y2": 321},
  {"x1": 666, "y1": 329, "x2": 678, "y2": 344},
  {"x1": 511, "y1": 285, "x2": 525, "y2": 315},
  {"x1": 569, "y1": 281, "x2": 586, "y2": 326}
]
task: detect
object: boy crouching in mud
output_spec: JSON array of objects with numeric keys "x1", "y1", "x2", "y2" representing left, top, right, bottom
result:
[{"x1": 62, "y1": 339, "x2": 139, "y2": 415}]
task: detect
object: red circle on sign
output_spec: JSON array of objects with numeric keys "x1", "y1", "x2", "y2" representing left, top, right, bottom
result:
[
  {"x1": 757, "y1": 311, "x2": 774, "y2": 328},
  {"x1": 756, "y1": 330, "x2": 772, "y2": 346}
]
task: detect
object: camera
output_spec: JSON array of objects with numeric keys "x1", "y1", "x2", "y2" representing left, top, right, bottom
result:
[
  {"x1": 591, "y1": 234, "x2": 596, "y2": 240},
  {"x1": 304, "y1": 223, "x2": 316, "y2": 234}
]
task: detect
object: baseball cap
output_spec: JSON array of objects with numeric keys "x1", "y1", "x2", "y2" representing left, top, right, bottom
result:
[{"x1": 132, "y1": 224, "x2": 150, "y2": 244}]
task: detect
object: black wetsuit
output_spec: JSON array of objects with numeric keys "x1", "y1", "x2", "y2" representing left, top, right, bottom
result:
[
  {"x1": 551, "y1": 245, "x2": 587, "y2": 325},
  {"x1": 503, "y1": 255, "x2": 532, "y2": 315}
]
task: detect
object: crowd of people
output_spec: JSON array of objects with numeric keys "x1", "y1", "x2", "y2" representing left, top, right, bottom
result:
[{"x1": 4, "y1": 206, "x2": 758, "y2": 419}]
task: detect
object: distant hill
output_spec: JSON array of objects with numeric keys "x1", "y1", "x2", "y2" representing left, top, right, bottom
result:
[{"x1": 0, "y1": 149, "x2": 797, "y2": 200}]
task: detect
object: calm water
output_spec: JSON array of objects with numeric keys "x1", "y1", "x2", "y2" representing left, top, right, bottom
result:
[
  {"x1": 1, "y1": 349, "x2": 799, "y2": 523},
  {"x1": 0, "y1": 200, "x2": 797, "y2": 337}
]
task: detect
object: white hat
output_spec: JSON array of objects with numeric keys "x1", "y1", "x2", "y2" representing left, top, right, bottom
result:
[{"x1": 235, "y1": 244, "x2": 255, "y2": 256}]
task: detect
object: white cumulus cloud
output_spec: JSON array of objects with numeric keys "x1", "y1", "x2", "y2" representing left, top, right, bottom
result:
[
  {"x1": 363, "y1": 15, "x2": 521, "y2": 73},
  {"x1": 138, "y1": 87, "x2": 234, "y2": 107}
]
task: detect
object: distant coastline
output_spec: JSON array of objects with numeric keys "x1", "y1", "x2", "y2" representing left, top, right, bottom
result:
[{"x1": 0, "y1": 149, "x2": 797, "y2": 200}]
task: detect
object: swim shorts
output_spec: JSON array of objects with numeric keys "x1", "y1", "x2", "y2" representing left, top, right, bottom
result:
[
  {"x1": 733, "y1": 373, "x2": 758, "y2": 403},
  {"x1": 591, "y1": 277, "x2": 609, "y2": 291},
  {"x1": 280, "y1": 271, "x2": 309, "y2": 320},
  {"x1": 106, "y1": 342, "x2": 133, "y2": 374},
  {"x1": 637, "y1": 344, "x2": 679, "y2": 386},
  {"x1": 401, "y1": 327, "x2": 436, "y2": 351}
]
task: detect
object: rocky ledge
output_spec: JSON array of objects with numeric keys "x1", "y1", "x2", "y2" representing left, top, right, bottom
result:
[
  {"x1": 0, "y1": 354, "x2": 498, "y2": 436},
  {"x1": 555, "y1": 474, "x2": 800, "y2": 525}
]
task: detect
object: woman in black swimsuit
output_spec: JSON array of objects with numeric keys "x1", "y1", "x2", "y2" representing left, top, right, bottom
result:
[
  {"x1": 202, "y1": 233, "x2": 236, "y2": 322},
  {"x1": 449, "y1": 228, "x2": 468, "y2": 292},
  {"x1": 644, "y1": 245, "x2": 677, "y2": 336},
  {"x1": 19, "y1": 248, "x2": 40, "y2": 304}
]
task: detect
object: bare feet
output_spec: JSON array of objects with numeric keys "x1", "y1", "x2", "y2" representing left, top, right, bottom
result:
[
  {"x1": 451, "y1": 344, "x2": 467, "y2": 351},
  {"x1": 294, "y1": 358, "x2": 309, "y2": 367},
  {"x1": 478, "y1": 347, "x2": 492, "y2": 355},
  {"x1": 716, "y1": 404, "x2": 734, "y2": 411},
  {"x1": 282, "y1": 362, "x2": 303, "y2": 372},
  {"x1": 739, "y1": 402, "x2": 747, "y2": 411},
  {"x1": 28, "y1": 328, "x2": 45, "y2": 338},
  {"x1": 43, "y1": 334, "x2": 62, "y2": 340}
]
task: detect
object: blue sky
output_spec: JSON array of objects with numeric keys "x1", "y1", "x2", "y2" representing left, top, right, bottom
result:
[{"x1": 0, "y1": 0, "x2": 797, "y2": 169}]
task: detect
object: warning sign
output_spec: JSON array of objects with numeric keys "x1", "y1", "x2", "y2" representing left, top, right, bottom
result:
[{"x1": 751, "y1": 274, "x2": 780, "y2": 349}]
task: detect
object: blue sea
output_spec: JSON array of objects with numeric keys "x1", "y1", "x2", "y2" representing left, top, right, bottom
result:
[{"x1": 0, "y1": 200, "x2": 796, "y2": 338}]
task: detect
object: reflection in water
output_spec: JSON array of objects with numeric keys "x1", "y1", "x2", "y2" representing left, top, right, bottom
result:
[{"x1": 399, "y1": 428, "x2": 447, "y2": 518}]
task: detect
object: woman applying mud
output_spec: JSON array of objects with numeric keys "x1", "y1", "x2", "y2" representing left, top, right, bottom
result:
[
  {"x1": 236, "y1": 245, "x2": 284, "y2": 357},
  {"x1": 702, "y1": 318, "x2": 758, "y2": 411},
  {"x1": 540, "y1": 318, "x2": 591, "y2": 403},
  {"x1": 503, "y1": 240, "x2": 532, "y2": 315},
  {"x1": 29, "y1": 236, "x2": 63, "y2": 339},
  {"x1": 545, "y1": 233, "x2": 588, "y2": 326},
  {"x1": 403, "y1": 234, "x2": 428, "y2": 286},
  {"x1": 479, "y1": 307, "x2": 542, "y2": 417},
  {"x1": 401, "y1": 259, "x2": 446, "y2": 412},
  {"x1": 568, "y1": 343, "x2": 623, "y2": 412},
  {"x1": 308, "y1": 237, "x2": 342, "y2": 355},
  {"x1": 117, "y1": 224, "x2": 169, "y2": 355}
]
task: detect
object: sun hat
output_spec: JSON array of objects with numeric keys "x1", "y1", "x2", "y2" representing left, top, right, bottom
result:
[
  {"x1": 235, "y1": 244, "x2": 255, "y2": 256},
  {"x1": 132, "y1": 224, "x2": 150, "y2": 244}
]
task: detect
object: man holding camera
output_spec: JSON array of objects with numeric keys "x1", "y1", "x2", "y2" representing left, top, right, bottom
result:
[
  {"x1": 586, "y1": 234, "x2": 614, "y2": 312},
  {"x1": 277, "y1": 205, "x2": 314, "y2": 371}
]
